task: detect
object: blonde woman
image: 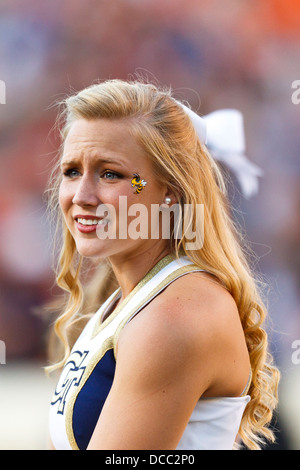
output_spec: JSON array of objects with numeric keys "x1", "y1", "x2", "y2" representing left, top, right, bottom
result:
[{"x1": 47, "y1": 79, "x2": 279, "y2": 450}]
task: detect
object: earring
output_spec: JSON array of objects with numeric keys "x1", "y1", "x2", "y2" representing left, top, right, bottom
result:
[{"x1": 161, "y1": 196, "x2": 172, "y2": 208}]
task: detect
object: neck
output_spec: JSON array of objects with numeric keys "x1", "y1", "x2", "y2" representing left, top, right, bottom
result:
[{"x1": 107, "y1": 244, "x2": 173, "y2": 301}]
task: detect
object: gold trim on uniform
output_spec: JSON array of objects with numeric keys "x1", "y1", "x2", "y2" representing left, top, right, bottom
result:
[
  {"x1": 66, "y1": 337, "x2": 114, "y2": 450},
  {"x1": 91, "y1": 253, "x2": 178, "y2": 338},
  {"x1": 65, "y1": 256, "x2": 203, "y2": 450}
]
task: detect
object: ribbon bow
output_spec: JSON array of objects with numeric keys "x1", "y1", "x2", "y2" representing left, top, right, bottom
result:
[{"x1": 179, "y1": 104, "x2": 263, "y2": 199}]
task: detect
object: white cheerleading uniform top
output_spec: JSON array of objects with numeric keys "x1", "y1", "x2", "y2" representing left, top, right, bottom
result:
[{"x1": 49, "y1": 253, "x2": 251, "y2": 450}]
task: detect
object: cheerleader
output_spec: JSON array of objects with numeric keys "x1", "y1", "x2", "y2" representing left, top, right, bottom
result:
[{"x1": 47, "y1": 79, "x2": 279, "y2": 450}]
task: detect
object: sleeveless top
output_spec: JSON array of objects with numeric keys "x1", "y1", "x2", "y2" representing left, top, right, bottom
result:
[{"x1": 49, "y1": 253, "x2": 251, "y2": 450}]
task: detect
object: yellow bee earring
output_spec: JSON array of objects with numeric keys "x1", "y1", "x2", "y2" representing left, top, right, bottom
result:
[{"x1": 131, "y1": 173, "x2": 147, "y2": 194}]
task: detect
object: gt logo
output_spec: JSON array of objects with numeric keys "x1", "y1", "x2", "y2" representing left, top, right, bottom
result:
[{"x1": 51, "y1": 350, "x2": 89, "y2": 415}]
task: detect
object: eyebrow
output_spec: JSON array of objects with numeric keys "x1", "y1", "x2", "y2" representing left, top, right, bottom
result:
[{"x1": 60, "y1": 157, "x2": 127, "y2": 169}]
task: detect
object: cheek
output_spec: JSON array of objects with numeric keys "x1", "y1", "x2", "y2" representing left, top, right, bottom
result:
[
  {"x1": 58, "y1": 181, "x2": 73, "y2": 217},
  {"x1": 110, "y1": 181, "x2": 136, "y2": 210}
]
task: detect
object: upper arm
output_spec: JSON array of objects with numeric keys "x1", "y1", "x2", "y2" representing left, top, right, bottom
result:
[
  {"x1": 87, "y1": 273, "x2": 249, "y2": 450},
  {"x1": 88, "y1": 310, "x2": 204, "y2": 450}
]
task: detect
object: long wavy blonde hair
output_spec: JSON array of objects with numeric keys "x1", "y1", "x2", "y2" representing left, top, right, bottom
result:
[{"x1": 46, "y1": 78, "x2": 279, "y2": 450}]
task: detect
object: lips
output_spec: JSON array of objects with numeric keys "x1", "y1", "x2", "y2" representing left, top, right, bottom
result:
[{"x1": 74, "y1": 215, "x2": 108, "y2": 233}]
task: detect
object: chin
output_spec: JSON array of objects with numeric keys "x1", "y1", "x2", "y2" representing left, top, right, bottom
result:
[{"x1": 75, "y1": 240, "x2": 110, "y2": 259}]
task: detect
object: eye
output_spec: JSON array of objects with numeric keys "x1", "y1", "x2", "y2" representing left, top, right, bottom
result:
[
  {"x1": 63, "y1": 168, "x2": 80, "y2": 178},
  {"x1": 102, "y1": 170, "x2": 122, "y2": 180}
]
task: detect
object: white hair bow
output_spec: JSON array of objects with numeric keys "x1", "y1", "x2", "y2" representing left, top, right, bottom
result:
[{"x1": 180, "y1": 103, "x2": 264, "y2": 199}]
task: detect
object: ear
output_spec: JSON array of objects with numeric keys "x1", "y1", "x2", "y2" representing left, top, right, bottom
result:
[{"x1": 163, "y1": 188, "x2": 179, "y2": 206}]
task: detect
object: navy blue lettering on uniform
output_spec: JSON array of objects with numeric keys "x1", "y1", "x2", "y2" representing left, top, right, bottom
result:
[{"x1": 51, "y1": 350, "x2": 89, "y2": 415}]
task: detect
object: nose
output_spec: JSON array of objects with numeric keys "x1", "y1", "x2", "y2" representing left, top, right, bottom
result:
[{"x1": 72, "y1": 174, "x2": 101, "y2": 207}]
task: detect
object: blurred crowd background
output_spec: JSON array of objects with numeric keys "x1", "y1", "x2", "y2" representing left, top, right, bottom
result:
[{"x1": 0, "y1": 0, "x2": 299, "y2": 450}]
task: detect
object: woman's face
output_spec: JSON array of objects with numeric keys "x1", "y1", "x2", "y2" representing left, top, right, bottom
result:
[{"x1": 59, "y1": 118, "x2": 171, "y2": 261}]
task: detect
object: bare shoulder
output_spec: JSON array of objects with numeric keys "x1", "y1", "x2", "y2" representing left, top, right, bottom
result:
[
  {"x1": 116, "y1": 270, "x2": 250, "y2": 398},
  {"x1": 132, "y1": 270, "x2": 242, "y2": 344}
]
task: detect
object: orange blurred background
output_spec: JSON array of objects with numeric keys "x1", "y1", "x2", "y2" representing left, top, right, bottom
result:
[{"x1": 0, "y1": 0, "x2": 299, "y2": 449}]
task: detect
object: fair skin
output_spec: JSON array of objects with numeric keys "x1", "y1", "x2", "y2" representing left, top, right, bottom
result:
[
  {"x1": 59, "y1": 118, "x2": 174, "y2": 298},
  {"x1": 57, "y1": 118, "x2": 251, "y2": 450}
]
